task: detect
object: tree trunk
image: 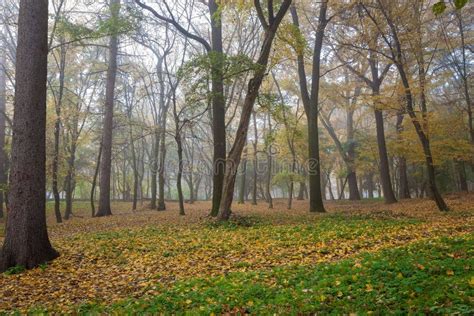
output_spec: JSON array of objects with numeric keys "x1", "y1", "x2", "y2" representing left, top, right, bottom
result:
[
  {"x1": 0, "y1": 0, "x2": 59, "y2": 272},
  {"x1": 0, "y1": 46, "x2": 7, "y2": 219},
  {"x1": 396, "y1": 113, "x2": 411, "y2": 199},
  {"x1": 97, "y1": 0, "x2": 120, "y2": 217},
  {"x1": 209, "y1": 0, "x2": 226, "y2": 217},
  {"x1": 150, "y1": 131, "x2": 159, "y2": 209},
  {"x1": 176, "y1": 134, "x2": 185, "y2": 215},
  {"x1": 51, "y1": 41, "x2": 66, "y2": 224},
  {"x1": 457, "y1": 161, "x2": 468, "y2": 192},
  {"x1": 367, "y1": 173, "x2": 375, "y2": 199},
  {"x1": 327, "y1": 174, "x2": 335, "y2": 200},
  {"x1": 297, "y1": 181, "x2": 306, "y2": 200},
  {"x1": 91, "y1": 141, "x2": 102, "y2": 217},
  {"x1": 265, "y1": 114, "x2": 273, "y2": 209},
  {"x1": 290, "y1": 2, "x2": 326, "y2": 213},
  {"x1": 64, "y1": 143, "x2": 76, "y2": 219},
  {"x1": 346, "y1": 90, "x2": 361, "y2": 200},
  {"x1": 238, "y1": 145, "x2": 248, "y2": 204},
  {"x1": 252, "y1": 112, "x2": 258, "y2": 205},
  {"x1": 129, "y1": 120, "x2": 139, "y2": 210},
  {"x1": 374, "y1": 106, "x2": 397, "y2": 203},
  {"x1": 217, "y1": 1, "x2": 292, "y2": 221},
  {"x1": 157, "y1": 122, "x2": 167, "y2": 210}
]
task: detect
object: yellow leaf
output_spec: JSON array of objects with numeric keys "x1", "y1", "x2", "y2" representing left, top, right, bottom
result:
[
  {"x1": 469, "y1": 276, "x2": 474, "y2": 287},
  {"x1": 446, "y1": 270, "x2": 454, "y2": 276},
  {"x1": 365, "y1": 284, "x2": 373, "y2": 292}
]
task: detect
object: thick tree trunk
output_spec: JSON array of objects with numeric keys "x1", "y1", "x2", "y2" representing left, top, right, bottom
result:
[
  {"x1": 0, "y1": 0, "x2": 59, "y2": 272},
  {"x1": 97, "y1": 0, "x2": 120, "y2": 217}
]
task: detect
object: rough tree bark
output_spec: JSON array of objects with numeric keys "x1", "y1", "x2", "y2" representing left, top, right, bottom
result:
[{"x1": 0, "y1": 0, "x2": 59, "y2": 272}]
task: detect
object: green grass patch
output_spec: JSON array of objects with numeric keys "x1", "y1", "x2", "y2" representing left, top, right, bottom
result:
[{"x1": 75, "y1": 235, "x2": 473, "y2": 314}]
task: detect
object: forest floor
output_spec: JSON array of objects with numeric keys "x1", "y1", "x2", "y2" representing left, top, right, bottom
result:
[{"x1": 0, "y1": 195, "x2": 473, "y2": 314}]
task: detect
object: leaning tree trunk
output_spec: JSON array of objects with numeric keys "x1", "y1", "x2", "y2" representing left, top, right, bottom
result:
[
  {"x1": 97, "y1": 0, "x2": 120, "y2": 217},
  {"x1": 217, "y1": 0, "x2": 292, "y2": 221},
  {"x1": 0, "y1": 49, "x2": 7, "y2": 219},
  {"x1": 0, "y1": 0, "x2": 59, "y2": 272}
]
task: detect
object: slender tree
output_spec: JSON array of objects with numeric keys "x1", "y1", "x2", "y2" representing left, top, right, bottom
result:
[
  {"x1": 97, "y1": 0, "x2": 120, "y2": 217},
  {"x1": 290, "y1": 1, "x2": 330, "y2": 212},
  {"x1": 0, "y1": 43, "x2": 6, "y2": 219}
]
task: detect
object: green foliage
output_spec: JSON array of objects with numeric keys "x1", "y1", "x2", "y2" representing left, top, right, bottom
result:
[
  {"x1": 177, "y1": 52, "x2": 257, "y2": 106},
  {"x1": 433, "y1": 1, "x2": 447, "y2": 15},
  {"x1": 55, "y1": 5, "x2": 138, "y2": 44},
  {"x1": 4, "y1": 265, "x2": 26, "y2": 275},
  {"x1": 433, "y1": 0, "x2": 468, "y2": 15},
  {"x1": 272, "y1": 171, "x2": 305, "y2": 186}
]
